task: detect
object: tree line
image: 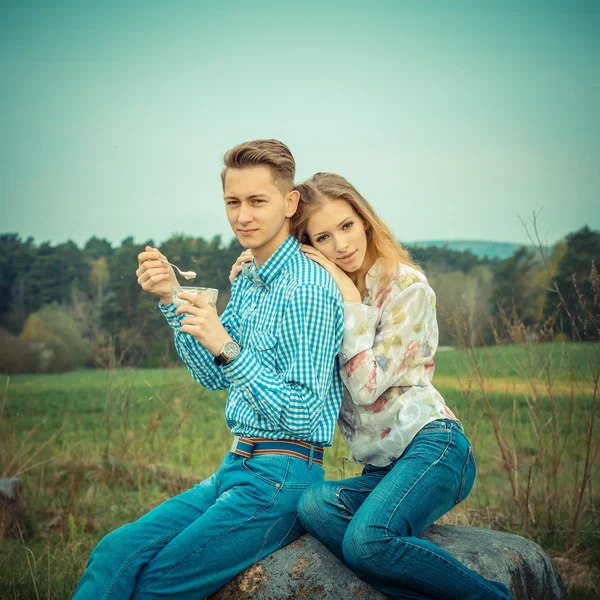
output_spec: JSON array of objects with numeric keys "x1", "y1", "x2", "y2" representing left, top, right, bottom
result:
[{"x1": 0, "y1": 226, "x2": 598, "y2": 373}]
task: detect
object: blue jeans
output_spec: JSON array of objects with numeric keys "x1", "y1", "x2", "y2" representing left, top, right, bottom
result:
[
  {"x1": 298, "y1": 419, "x2": 513, "y2": 600},
  {"x1": 74, "y1": 452, "x2": 323, "y2": 599}
]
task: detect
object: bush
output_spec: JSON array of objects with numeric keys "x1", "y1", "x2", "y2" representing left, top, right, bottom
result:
[
  {"x1": 20, "y1": 304, "x2": 90, "y2": 372},
  {"x1": 0, "y1": 328, "x2": 40, "y2": 374}
]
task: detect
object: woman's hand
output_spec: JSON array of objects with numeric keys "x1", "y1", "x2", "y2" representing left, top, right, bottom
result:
[
  {"x1": 229, "y1": 249, "x2": 253, "y2": 284},
  {"x1": 301, "y1": 245, "x2": 362, "y2": 303}
]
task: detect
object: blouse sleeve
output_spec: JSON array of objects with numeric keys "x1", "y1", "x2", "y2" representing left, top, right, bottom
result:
[{"x1": 340, "y1": 280, "x2": 437, "y2": 407}]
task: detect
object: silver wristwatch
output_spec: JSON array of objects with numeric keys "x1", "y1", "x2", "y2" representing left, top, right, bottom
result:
[{"x1": 214, "y1": 340, "x2": 242, "y2": 366}]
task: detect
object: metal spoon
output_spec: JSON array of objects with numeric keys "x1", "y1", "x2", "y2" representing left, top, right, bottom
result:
[{"x1": 157, "y1": 258, "x2": 196, "y2": 280}]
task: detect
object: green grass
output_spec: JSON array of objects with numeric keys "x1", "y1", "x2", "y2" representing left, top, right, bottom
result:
[
  {"x1": 434, "y1": 341, "x2": 598, "y2": 383},
  {"x1": 1, "y1": 342, "x2": 598, "y2": 598}
]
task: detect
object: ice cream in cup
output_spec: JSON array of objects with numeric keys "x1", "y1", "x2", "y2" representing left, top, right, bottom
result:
[{"x1": 172, "y1": 286, "x2": 219, "y2": 308}]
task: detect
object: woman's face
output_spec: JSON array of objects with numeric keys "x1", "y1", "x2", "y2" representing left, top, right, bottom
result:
[{"x1": 305, "y1": 199, "x2": 369, "y2": 273}]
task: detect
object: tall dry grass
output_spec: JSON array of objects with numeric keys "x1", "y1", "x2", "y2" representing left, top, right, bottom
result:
[{"x1": 437, "y1": 227, "x2": 599, "y2": 595}]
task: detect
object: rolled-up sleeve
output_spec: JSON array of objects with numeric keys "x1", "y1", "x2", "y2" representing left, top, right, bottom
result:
[{"x1": 159, "y1": 282, "x2": 241, "y2": 391}]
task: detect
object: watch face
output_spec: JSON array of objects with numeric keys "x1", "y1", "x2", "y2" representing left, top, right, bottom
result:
[{"x1": 223, "y1": 341, "x2": 240, "y2": 359}]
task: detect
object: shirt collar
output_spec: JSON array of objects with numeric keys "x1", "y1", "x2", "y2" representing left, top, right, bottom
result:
[
  {"x1": 252, "y1": 235, "x2": 300, "y2": 287},
  {"x1": 365, "y1": 258, "x2": 384, "y2": 290}
]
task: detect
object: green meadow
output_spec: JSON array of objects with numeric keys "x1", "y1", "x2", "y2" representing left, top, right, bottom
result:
[{"x1": 1, "y1": 342, "x2": 598, "y2": 598}]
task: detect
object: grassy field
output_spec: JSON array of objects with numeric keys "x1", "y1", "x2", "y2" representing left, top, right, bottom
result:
[{"x1": 1, "y1": 342, "x2": 598, "y2": 598}]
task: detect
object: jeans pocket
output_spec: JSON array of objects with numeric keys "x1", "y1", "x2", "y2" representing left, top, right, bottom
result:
[
  {"x1": 243, "y1": 455, "x2": 289, "y2": 488},
  {"x1": 409, "y1": 421, "x2": 452, "y2": 459},
  {"x1": 287, "y1": 460, "x2": 325, "y2": 488},
  {"x1": 455, "y1": 446, "x2": 476, "y2": 504}
]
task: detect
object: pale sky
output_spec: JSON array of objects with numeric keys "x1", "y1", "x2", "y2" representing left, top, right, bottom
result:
[{"x1": 1, "y1": 0, "x2": 599, "y2": 248}]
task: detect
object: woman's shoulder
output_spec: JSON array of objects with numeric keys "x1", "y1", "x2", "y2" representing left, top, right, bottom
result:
[
  {"x1": 369, "y1": 261, "x2": 431, "y2": 308},
  {"x1": 388, "y1": 262, "x2": 430, "y2": 293},
  {"x1": 394, "y1": 261, "x2": 427, "y2": 281}
]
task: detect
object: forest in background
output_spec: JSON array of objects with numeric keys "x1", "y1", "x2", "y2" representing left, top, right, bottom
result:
[{"x1": 0, "y1": 226, "x2": 598, "y2": 373}]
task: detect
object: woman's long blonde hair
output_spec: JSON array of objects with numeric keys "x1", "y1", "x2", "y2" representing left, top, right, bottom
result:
[{"x1": 291, "y1": 173, "x2": 421, "y2": 289}]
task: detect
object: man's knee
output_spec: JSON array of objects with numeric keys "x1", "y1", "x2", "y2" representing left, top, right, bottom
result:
[{"x1": 89, "y1": 524, "x2": 134, "y2": 566}]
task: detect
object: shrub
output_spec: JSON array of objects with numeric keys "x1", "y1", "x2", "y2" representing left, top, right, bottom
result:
[
  {"x1": 20, "y1": 304, "x2": 90, "y2": 372},
  {"x1": 0, "y1": 328, "x2": 40, "y2": 374}
]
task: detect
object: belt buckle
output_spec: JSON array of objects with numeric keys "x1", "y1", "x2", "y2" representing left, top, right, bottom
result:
[{"x1": 230, "y1": 435, "x2": 240, "y2": 453}]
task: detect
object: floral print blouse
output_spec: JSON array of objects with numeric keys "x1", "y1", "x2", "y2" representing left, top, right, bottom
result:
[{"x1": 338, "y1": 260, "x2": 458, "y2": 467}]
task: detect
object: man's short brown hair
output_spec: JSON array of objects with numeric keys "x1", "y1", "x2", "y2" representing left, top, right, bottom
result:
[{"x1": 221, "y1": 139, "x2": 295, "y2": 194}]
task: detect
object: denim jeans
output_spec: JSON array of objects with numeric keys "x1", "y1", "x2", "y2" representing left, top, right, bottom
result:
[
  {"x1": 74, "y1": 452, "x2": 323, "y2": 600},
  {"x1": 298, "y1": 419, "x2": 513, "y2": 600}
]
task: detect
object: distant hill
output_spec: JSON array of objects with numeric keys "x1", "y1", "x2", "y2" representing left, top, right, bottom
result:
[{"x1": 407, "y1": 240, "x2": 534, "y2": 260}]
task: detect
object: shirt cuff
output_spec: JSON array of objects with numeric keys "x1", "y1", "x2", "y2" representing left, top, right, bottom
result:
[
  {"x1": 159, "y1": 301, "x2": 183, "y2": 330},
  {"x1": 340, "y1": 302, "x2": 379, "y2": 362},
  {"x1": 221, "y1": 347, "x2": 261, "y2": 389}
]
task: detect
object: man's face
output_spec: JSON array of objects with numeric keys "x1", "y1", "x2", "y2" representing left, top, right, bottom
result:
[{"x1": 223, "y1": 166, "x2": 296, "y2": 262}]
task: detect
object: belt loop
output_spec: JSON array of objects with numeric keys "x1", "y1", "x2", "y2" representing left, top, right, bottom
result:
[{"x1": 308, "y1": 444, "x2": 314, "y2": 469}]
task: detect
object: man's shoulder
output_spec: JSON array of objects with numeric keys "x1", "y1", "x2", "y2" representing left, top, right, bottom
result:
[{"x1": 281, "y1": 252, "x2": 342, "y2": 301}]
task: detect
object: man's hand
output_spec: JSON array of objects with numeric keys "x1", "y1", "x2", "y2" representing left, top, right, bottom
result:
[
  {"x1": 176, "y1": 291, "x2": 232, "y2": 355},
  {"x1": 229, "y1": 249, "x2": 253, "y2": 284},
  {"x1": 136, "y1": 246, "x2": 179, "y2": 305}
]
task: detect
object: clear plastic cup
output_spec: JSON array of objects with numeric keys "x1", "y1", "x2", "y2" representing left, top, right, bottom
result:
[{"x1": 172, "y1": 286, "x2": 219, "y2": 308}]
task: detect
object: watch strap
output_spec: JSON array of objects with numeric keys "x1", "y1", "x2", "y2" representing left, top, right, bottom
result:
[{"x1": 214, "y1": 341, "x2": 241, "y2": 366}]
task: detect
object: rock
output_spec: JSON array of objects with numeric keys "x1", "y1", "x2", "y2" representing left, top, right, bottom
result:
[
  {"x1": 211, "y1": 525, "x2": 566, "y2": 600},
  {"x1": 421, "y1": 525, "x2": 567, "y2": 600},
  {"x1": 0, "y1": 477, "x2": 26, "y2": 539},
  {"x1": 211, "y1": 534, "x2": 385, "y2": 600}
]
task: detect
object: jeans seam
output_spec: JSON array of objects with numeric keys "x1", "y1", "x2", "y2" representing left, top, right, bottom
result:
[
  {"x1": 285, "y1": 458, "x2": 319, "y2": 488},
  {"x1": 281, "y1": 456, "x2": 291, "y2": 488},
  {"x1": 455, "y1": 446, "x2": 472, "y2": 504},
  {"x1": 101, "y1": 531, "x2": 182, "y2": 600},
  {"x1": 384, "y1": 426, "x2": 453, "y2": 536},
  {"x1": 400, "y1": 538, "x2": 510, "y2": 598},
  {"x1": 278, "y1": 514, "x2": 301, "y2": 550},
  {"x1": 133, "y1": 478, "x2": 284, "y2": 597},
  {"x1": 421, "y1": 420, "x2": 448, "y2": 431}
]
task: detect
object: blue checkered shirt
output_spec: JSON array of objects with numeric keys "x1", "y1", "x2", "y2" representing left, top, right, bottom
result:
[{"x1": 160, "y1": 235, "x2": 345, "y2": 446}]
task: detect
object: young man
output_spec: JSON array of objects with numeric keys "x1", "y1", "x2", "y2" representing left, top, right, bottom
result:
[{"x1": 73, "y1": 140, "x2": 345, "y2": 599}]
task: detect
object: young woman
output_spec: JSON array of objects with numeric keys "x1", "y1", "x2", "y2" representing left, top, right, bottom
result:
[
  {"x1": 230, "y1": 172, "x2": 512, "y2": 600},
  {"x1": 292, "y1": 173, "x2": 511, "y2": 600}
]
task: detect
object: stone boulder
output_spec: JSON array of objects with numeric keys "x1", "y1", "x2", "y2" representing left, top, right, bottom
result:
[
  {"x1": 421, "y1": 525, "x2": 566, "y2": 599},
  {"x1": 211, "y1": 525, "x2": 566, "y2": 600},
  {"x1": 0, "y1": 477, "x2": 26, "y2": 539}
]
